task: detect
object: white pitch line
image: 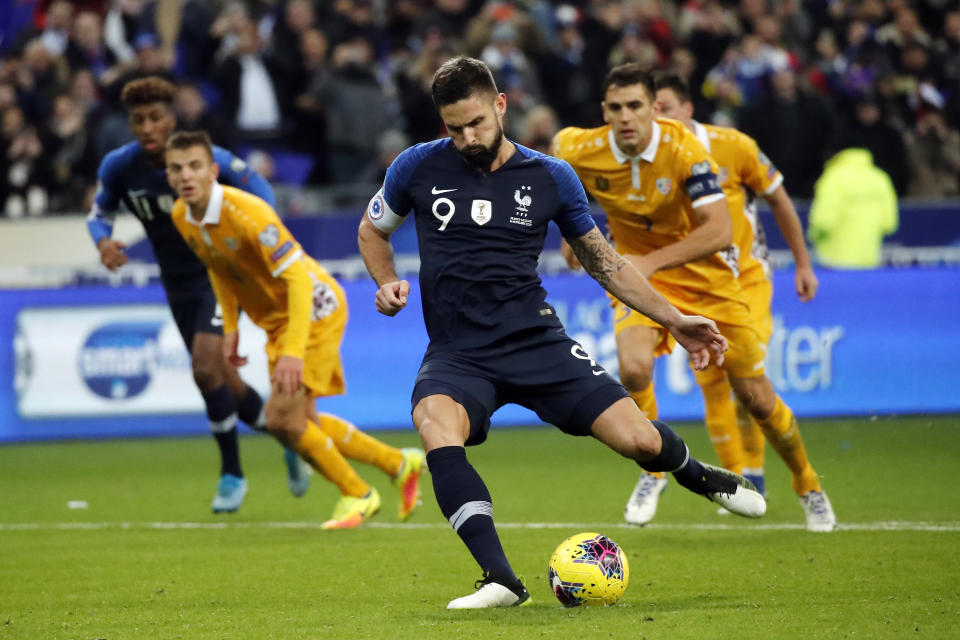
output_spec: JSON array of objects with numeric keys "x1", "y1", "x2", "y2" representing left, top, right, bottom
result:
[{"x1": 0, "y1": 521, "x2": 958, "y2": 532}]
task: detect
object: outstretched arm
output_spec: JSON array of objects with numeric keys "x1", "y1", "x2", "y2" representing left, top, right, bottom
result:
[
  {"x1": 358, "y1": 214, "x2": 409, "y2": 316},
  {"x1": 764, "y1": 185, "x2": 818, "y2": 302},
  {"x1": 627, "y1": 198, "x2": 732, "y2": 277},
  {"x1": 567, "y1": 226, "x2": 727, "y2": 369}
]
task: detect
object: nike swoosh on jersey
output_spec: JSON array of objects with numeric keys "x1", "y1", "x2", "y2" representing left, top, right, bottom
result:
[{"x1": 431, "y1": 187, "x2": 457, "y2": 194}]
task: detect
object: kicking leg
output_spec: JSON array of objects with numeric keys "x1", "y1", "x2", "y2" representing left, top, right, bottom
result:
[{"x1": 591, "y1": 398, "x2": 766, "y2": 519}]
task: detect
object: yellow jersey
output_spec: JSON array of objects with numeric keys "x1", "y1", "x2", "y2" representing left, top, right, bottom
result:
[
  {"x1": 554, "y1": 118, "x2": 743, "y2": 307},
  {"x1": 171, "y1": 183, "x2": 343, "y2": 360},
  {"x1": 692, "y1": 121, "x2": 783, "y2": 284}
]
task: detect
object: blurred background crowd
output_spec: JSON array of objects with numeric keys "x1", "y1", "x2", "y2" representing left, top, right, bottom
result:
[{"x1": 2, "y1": 0, "x2": 959, "y2": 218}]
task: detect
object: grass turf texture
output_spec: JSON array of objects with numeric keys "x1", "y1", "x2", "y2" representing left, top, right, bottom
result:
[{"x1": 1, "y1": 415, "x2": 958, "y2": 639}]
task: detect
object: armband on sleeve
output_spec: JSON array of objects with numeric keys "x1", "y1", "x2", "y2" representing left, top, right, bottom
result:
[{"x1": 367, "y1": 189, "x2": 406, "y2": 234}]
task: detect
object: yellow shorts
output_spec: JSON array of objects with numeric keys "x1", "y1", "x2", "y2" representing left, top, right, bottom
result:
[
  {"x1": 264, "y1": 286, "x2": 349, "y2": 398},
  {"x1": 739, "y1": 274, "x2": 773, "y2": 345},
  {"x1": 612, "y1": 296, "x2": 766, "y2": 379}
]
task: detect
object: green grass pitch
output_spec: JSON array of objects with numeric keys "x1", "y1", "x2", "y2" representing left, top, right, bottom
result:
[{"x1": 1, "y1": 415, "x2": 958, "y2": 639}]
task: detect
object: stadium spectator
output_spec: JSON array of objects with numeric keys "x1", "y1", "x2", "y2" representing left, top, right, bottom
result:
[
  {"x1": 173, "y1": 83, "x2": 228, "y2": 146},
  {"x1": 270, "y1": 0, "x2": 317, "y2": 84},
  {"x1": 517, "y1": 104, "x2": 558, "y2": 155},
  {"x1": 905, "y1": 107, "x2": 960, "y2": 197},
  {"x1": 16, "y1": 38, "x2": 72, "y2": 123},
  {"x1": 808, "y1": 148, "x2": 898, "y2": 269},
  {"x1": 11, "y1": 0, "x2": 75, "y2": 58},
  {"x1": 535, "y1": 5, "x2": 597, "y2": 127},
  {"x1": 0, "y1": 0, "x2": 958, "y2": 202},
  {"x1": 289, "y1": 27, "x2": 331, "y2": 182},
  {"x1": 834, "y1": 94, "x2": 909, "y2": 194},
  {"x1": 102, "y1": 0, "x2": 144, "y2": 66},
  {"x1": 358, "y1": 128, "x2": 409, "y2": 184},
  {"x1": 1, "y1": 105, "x2": 49, "y2": 218},
  {"x1": 739, "y1": 68, "x2": 833, "y2": 197},
  {"x1": 311, "y1": 37, "x2": 393, "y2": 182},
  {"x1": 45, "y1": 92, "x2": 97, "y2": 212},
  {"x1": 64, "y1": 10, "x2": 118, "y2": 82},
  {"x1": 211, "y1": 16, "x2": 291, "y2": 148},
  {"x1": 393, "y1": 34, "x2": 453, "y2": 143}
]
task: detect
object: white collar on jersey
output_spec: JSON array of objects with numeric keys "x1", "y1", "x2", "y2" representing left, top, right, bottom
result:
[
  {"x1": 185, "y1": 181, "x2": 224, "y2": 227},
  {"x1": 692, "y1": 120, "x2": 711, "y2": 153},
  {"x1": 609, "y1": 120, "x2": 660, "y2": 164}
]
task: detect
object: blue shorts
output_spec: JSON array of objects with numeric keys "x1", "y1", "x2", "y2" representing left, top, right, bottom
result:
[
  {"x1": 412, "y1": 328, "x2": 629, "y2": 445},
  {"x1": 166, "y1": 284, "x2": 222, "y2": 350}
]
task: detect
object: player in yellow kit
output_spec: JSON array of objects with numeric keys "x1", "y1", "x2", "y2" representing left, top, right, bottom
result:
[
  {"x1": 554, "y1": 63, "x2": 835, "y2": 531},
  {"x1": 165, "y1": 130, "x2": 424, "y2": 529},
  {"x1": 652, "y1": 72, "x2": 819, "y2": 507}
]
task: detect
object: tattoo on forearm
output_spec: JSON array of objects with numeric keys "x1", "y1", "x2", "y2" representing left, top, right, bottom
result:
[{"x1": 569, "y1": 228, "x2": 627, "y2": 288}]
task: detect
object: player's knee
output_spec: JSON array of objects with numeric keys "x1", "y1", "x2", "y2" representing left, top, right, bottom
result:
[
  {"x1": 732, "y1": 378, "x2": 777, "y2": 419},
  {"x1": 617, "y1": 422, "x2": 662, "y2": 460},
  {"x1": 618, "y1": 357, "x2": 654, "y2": 393},
  {"x1": 191, "y1": 359, "x2": 222, "y2": 393}
]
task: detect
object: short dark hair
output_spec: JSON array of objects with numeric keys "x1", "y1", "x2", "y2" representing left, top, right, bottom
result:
[
  {"x1": 431, "y1": 56, "x2": 498, "y2": 108},
  {"x1": 601, "y1": 63, "x2": 655, "y2": 100},
  {"x1": 654, "y1": 72, "x2": 692, "y2": 103},
  {"x1": 165, "y1": 130, "x2": 214, "y2": 161},
  {"x1": 121, "y1": 76, "x2": 176, "y2": 110}
]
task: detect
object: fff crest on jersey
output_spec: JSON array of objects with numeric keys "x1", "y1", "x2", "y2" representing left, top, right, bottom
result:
[
  {"x1": 471, "y1": 199, "x2": 492, "y2": 225},
  {"x1": 594, "y1": 176, "x2": 610, "y2": 191},
  {"x1": 656, "y1": 178, "x2": 672, "y2": 194},
  {"x1": 258, "y1": 224, "x2": 279, "y2": 247}
]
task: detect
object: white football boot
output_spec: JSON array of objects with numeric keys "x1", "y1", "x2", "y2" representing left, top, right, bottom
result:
[
  {"x1": 701, "y1": 464, "x2": 766, "y2": 518},
  {"x1": 447, "y1": 576, "x2": 531, "y2": 609},
  {"x1": 624, "y1": 473, "x2": 668, "y2": 525},
  {"x1": 800, "y1": 490, "x2": 837, "y2": 532}
]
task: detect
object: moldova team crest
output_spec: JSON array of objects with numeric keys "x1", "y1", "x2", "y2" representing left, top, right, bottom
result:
[
  {"x1": 471, "y1": 199, "x2": 492, "y2": 225},
  {"x1": 656, "y1": 178, "x2": 672, "y2": 194}
]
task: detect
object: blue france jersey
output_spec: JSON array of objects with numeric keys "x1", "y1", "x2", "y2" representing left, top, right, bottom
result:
[
  {"x1": 374, "y1": 138, "x2": 596, "y2": 350},
  {"x1": 88, "y1": 142, "x2": 275, "y2": 287}
]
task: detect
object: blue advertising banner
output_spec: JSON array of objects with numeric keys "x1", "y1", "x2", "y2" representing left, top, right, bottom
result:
[{"x1": 1, "y1": 267, "x2": 957, "y2": 442}]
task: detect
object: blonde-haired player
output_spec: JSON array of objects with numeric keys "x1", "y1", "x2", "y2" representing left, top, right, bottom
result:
[
  {"x1": 649, "y1": 72, "x2": 818, "y2": 509},
  {"x1": 166, "y1": 130, "x2": 423, "y2": 529},
  {"x1": 554, "y1": 63, "x2": 835, "y2": 532}
]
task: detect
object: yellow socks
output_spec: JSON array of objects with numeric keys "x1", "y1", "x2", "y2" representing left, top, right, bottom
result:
[
  {"x1": 295, "y1": 420, "x2": 370, "y2": 498},
  {"x1": 736, "y1": 398, "x2": 766, "y2": 474},
  {"x1": 630, "y1": 383, "x2": 665, "y2": 480},
  {"x1": 318, "y1": 413, "x2": 404, "y2": 478},
  {"x1": 755, "y1": 397, "x2": 821, "y2": 495},
  {"x1": 694, "y1": 366, "x2": 744, "y2": 474},
  {"x1": 629, "y1": 382, "x2": 658, "y2": 421}
]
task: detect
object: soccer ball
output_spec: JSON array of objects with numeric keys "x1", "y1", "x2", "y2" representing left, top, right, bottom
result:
[{"x1": 548, "y1": 532, "x2": 629, "y2": 607}]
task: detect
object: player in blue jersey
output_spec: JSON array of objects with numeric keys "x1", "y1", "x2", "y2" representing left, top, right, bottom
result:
[
  {"x1": 86, "y1": 76, "x2": 311, "y2": 513},
  {"x1": 357, "y1": 57, "x2": 767, "y2": 609}
]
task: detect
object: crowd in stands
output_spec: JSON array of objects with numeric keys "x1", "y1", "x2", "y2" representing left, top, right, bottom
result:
[{"x1": 2, "y1": 0, "x2": 959, "y2": 217}]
